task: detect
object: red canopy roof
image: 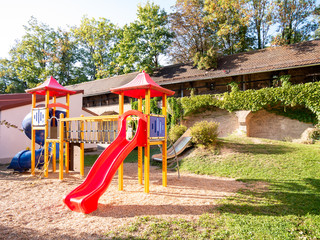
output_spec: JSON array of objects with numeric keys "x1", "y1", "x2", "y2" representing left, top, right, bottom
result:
[
  {"x1": 25, "y1": 76, "x2": 76, "y2": 97},
  {"x1": 110, "y1": 71, "x2": 175, "y2": 98}
]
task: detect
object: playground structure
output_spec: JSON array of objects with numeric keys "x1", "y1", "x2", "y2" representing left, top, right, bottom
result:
[
  {"x1": 63, "y1": 71, "x2": 175, "y2": 213},
  {"x1": 21, "y1": 77, "x2": 119, "y2": 178},
  {"x1": 24, "y1": 77, "x2": 76, "y2": 178},
  {"x1": 23, "y1": 72, "x2": 174, "y2": 214}
]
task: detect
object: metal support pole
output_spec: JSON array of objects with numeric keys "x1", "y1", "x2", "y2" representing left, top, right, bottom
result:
[
  {"x1": 162, "y1": 94, "x2": 167, "y2": 187},
  {"x1": 44, "y1": 91, "x2": 50, "y2": 177},
  {"x1": 52, "y1": 96, "x2": 56, "y2": 172},
  {"x1": 65, "y1": 93, "x2": 70, "y2": 173},
  {"x1": 138, "y1": 97, "x2": 143, "y2": 185},
  {"x1": 118, "y1": 92, "x2": 124, "y2": 190},
  {"x1": 31, "y1": 93, "x2": 36, "y2": 176},
  {"x1": 80, "y1": 115, "x2": 84, "y2": 177},
  {"x1": 59, "y1": 114, "x2": 64, "y2": 180},
  {"x1": 144, "y1": 89, "x2": 151, "y2": 193}
]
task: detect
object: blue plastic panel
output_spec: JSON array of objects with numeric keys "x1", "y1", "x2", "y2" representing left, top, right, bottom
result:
[{"x1": 150, "y1": 115, "x2": 165, "y2": 138}]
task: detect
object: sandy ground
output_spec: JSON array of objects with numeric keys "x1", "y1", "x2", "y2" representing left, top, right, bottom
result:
[{"x1": 0, "y1": 162, "x2": 245, "y2": 240}]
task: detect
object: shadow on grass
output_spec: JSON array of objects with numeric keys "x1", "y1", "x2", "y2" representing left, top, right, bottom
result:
[
  {"x1": 218, "y1": 178, "x2": 320, "y2": 216},
  {"x1": 220, "y1": 139, "x2": 295, "y2": 155}
]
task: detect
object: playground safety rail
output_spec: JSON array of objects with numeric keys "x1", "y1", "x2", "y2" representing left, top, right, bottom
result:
[{"x1": 60, "y1": 115, "x2": 119, "y2": 144}]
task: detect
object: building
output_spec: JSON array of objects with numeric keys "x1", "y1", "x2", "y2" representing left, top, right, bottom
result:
[{"x1": 66, "y1": 39, "x2": 320, "y2": 115}]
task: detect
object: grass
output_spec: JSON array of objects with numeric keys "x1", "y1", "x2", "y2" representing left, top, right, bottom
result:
[
  {"x1": 104, "y1": 136, "x2": 320, "y2": 239},
  {"x1": 180, "y1": 136, "x2": 320, "y2": 180}
]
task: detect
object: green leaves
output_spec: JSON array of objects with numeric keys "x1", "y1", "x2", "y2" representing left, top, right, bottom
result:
[
  {"x1": 115, "y1": 2, "x2": 173, "y2": 74},
  {"x1": 178, "y1": 80, "x2": 320, "y2": 124},
  {"x1": 180, "y1": 93, "x2": 218, "y2": 116},
  {"x1": 72, "y1": 16, "x2": 119, "y2": 79},
  {"x1": 169, "y1": 0, "x2": 215, "y2": 67},
  {"x1": 204, "y1": 0, "x2": 252, "y2": 55}
]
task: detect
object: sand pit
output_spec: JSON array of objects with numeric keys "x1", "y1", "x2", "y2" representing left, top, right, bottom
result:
[{"x1": 0, "y1": 163, "x2": 245, "y2": 239}]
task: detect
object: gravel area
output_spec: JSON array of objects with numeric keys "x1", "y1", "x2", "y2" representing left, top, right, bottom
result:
[{"x1": 0, "y1": 163, "x2": 245, "y2": 239}]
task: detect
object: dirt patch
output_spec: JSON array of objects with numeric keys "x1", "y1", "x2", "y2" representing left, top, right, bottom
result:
[{"x1": 0, "y1": 163, "x2": 245, "y2": 239}]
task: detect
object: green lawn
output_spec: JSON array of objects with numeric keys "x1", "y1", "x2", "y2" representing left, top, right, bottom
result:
[{"x1": 105, "y1": 136, "x2": 320, "y2": 240}]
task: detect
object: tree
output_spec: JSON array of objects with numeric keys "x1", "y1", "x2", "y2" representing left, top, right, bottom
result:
[
  {"x1": 204, "y1": 0, "x2": 253, "y2": 55},
  {"x1": 72, "y1": 16, "x2": 118, "y2": 80},
  {"x1": 0, "y1": 58, "x2": 25, "y2": 93},
  {"x1": 136, "y1": 2, "x2": 174, "y2": 73},
  {"x1": 169, "y1": 0, "x2": 214, "y2": 64},
  {"x1": 51, "y1": 28, "x2": 87, "y2": 85},
  {"x1": 313, "y1": 6, "x2": 320, "y2": 38},
  {"x1": 271, "y1": 0, "x2": 318, "y2": 46},
  {"x1": 246, "y1": 0, "x2": 273, "y2": 49},
  {"x1": 112, "y1": 25, "x2": 139, "y2": 74},
  {"x1": 5, "y1": 17, "x2": 57, "y2": 91},
  {"x1": 115, "y1": 2, "x2": 174, "y2": 74},
  {"x1": 1, "y1": 17, "x2": 93, "y2": 93}
]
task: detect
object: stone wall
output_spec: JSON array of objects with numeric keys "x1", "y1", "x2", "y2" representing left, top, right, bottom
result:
[
  {"x1": 181, "y1": 108, "x2": 239, "y2": 137},
  {"x1": 180, "y1": 108, "x2": 314, "y2": 141},
  {"x1": 246, "y1": 110, "x2": 313, "y2": 140}
]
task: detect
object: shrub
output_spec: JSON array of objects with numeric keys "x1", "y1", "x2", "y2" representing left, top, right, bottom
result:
[
  {"x1": 308, "y1": 128, "x2": 320, "y2": 141},
  {"x1": 168, "y1": 124, "x2": 187, "y2": 142},
  {"x1": 190, "y1": 121, "x2": 219, "y2": 147}
]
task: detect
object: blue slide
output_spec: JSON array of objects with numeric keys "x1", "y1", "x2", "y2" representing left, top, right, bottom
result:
[{"x1": 7, "y1": 110, "x2": 64, "y2": 172}]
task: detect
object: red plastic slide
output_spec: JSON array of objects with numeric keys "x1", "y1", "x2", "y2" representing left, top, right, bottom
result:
[{"x1": 63, "y1": 110, "x2": 147, "y2": 214}]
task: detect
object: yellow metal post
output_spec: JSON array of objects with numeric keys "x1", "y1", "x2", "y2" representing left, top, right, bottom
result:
[
  {"x1": 52, "y1": 143, "x2": 56, "y2": 172},
  {"x1": 52, "y1": 96, "x2": 56, "y2": 172},
  {"x1": 80, "y1": 115, "x2": 84, "y2": 177},
  {"x1": 44, "y1": 91, "x2": 50, "y2": 177},
  {"x1": 65, "y1": 93, "x2": 70, "y2": 173},
  {"x1": 31, "y1": 93, "x2": 36, "y2": 176},
  {"x1": 59, "y1": 113, "x2": 64, "y2": 180},
  {"x1": 52, "y1": 96, "x2": 56, "y2": 126},
  {"x1": 118, "y1": 92, "x2": 124, "y2": 191},
  {"x1": 144, "y1": 89, "x2": 151, "y2": 193},
  {"x1": 162, "y1": 94, "x2": 167, "y2": 187},
  {"x1": 65, "y1": 142, "x2": 69, "y2": 173},
  {"x1": 138, "y1": 97, "x2": 143, "y2": 185}
]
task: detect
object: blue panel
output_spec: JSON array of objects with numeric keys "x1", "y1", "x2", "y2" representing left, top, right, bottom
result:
[{"x1": 149, "y1": 116, "x2": 165, "y2": 138}]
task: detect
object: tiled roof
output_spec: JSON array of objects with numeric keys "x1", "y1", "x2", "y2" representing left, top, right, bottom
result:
[
  {"x1": 0, "y1": 93, "x2": 44, "y2": 111},
  {"x1": 0, "y1": 90, "x2": 83, "y2": 111},
  {"x1": 66, "y1": 39, "x2": 320, "y2": 96},
  {"x1": 66, "y1": 72, "x2": 139, "y2": 97}
]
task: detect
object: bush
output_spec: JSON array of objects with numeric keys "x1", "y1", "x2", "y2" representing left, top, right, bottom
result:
[
  {"x1": 190, "y1": 121, "x2": 219, "y2": 147},
  {"x1": 168, "y1": 124, "x2": 187, "y2": 142},
  {"x1": 308, "y1": 128, "x2": 320, "y2": 141}
]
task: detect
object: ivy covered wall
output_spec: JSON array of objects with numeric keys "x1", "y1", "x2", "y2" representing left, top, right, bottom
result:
[{"x1": 177, "y1": 80, "x2": 320, "y2": 125}]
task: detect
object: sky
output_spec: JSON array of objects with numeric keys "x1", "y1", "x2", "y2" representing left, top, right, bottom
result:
[
  {"x1": 1, "y1": 0, "x2": 319, "y2": 60},
  {"x1": 0, "y1": 0, "x2": 176, "y2": 59}
]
